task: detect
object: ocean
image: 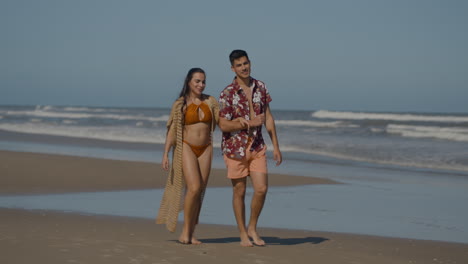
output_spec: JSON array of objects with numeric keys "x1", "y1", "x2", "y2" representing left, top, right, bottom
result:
[
  {"x1": 1, "y1": 104, "x2": 468, "y2": 174},
  {"x1": 1, "y1": 104, "x2": 468, "y2": 243}
]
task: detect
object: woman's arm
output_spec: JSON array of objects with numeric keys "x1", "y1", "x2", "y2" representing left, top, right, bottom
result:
[
  {"x1": 161, "y1": 125, "x2": 175, "y2": 171},
  {"x1": 161, "y1": 100, "x2": 181, "y2": 170}
]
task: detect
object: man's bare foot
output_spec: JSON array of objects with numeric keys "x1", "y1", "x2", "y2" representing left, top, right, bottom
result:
[
  {"x1": 240, "y1": 233, "x2": 253, "y2": 247},
  {"x1": 248, "y1": 230, "x2": 265, "y2": 246},
  {"x1": 191, "y1": 237, "x2": 202, "y2": 245},
  {"x1": 178, "y1": 233, "x2": 191, "y2": 245},
  {"x1": 178, "y1": 239, "x2": 190, "y2": 244}
]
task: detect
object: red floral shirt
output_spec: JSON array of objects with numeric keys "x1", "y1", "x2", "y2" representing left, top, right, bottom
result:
[{"x1": 219, "y1": 77, "x2": 272, "y2": 159}]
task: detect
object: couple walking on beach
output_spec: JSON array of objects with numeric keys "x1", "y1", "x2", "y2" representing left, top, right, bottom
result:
[{"x1": 156, "y1": 50, "x2": 282, "y2": 247}]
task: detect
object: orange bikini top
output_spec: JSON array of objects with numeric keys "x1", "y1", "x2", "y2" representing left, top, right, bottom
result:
[{"x1": 184, "y1": 102, "x2": 212, "y2": 125}]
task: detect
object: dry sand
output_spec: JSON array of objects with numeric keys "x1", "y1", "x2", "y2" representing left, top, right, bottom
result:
[{"x1": 1, "y1": 150, "x2": 467, "y2": 264}]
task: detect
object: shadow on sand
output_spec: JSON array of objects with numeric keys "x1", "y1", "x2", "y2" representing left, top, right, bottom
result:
[{"x1": 199, "y1": 236, "x2": 329, "y2": 245}]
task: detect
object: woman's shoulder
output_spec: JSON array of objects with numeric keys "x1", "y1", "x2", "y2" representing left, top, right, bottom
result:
[
  {"x1": 200, "y1": 94, "x2": 212, "y2": 101},
  {"x1": 173, "y1": 97, "x2": 185, "y2": 104},
  {"x1": 170, "y1": 97, "x2": 185, "y2": 110},
  {"x1": 202, "y1": 94, "x2": 218, "y2": 105}
]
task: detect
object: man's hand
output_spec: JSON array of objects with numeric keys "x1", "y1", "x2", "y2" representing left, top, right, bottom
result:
[
  {"x1": 249, "y1": 113, "x2": 265, "y2": 127},
  {"x1": 273, "y1": 149, "x2": 282, "y2": 166},
  {"x1": 234, "y1": 117, "x2": 250, "y2": 130}
]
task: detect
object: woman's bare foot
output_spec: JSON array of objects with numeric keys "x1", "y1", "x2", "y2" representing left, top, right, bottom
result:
[
  {"x1": 240, "y1": 232, "x2": 253, "y2": 247},
  {"x1": 248, "y1": 229, "x2": 265, "y2": 246}
]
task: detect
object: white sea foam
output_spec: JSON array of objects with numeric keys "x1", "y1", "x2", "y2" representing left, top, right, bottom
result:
[
  {"x1": 5, "y1": 110, "x2": 169, "y2": 122},
  {"x1": 370, "y1": 127, "x2": 385, "y2": 133},
  {"x1": 275, "y1": 120, "x2": 357, "y2": 128},
  {"x1": 62, "y1": 120, "x2": 78, "y2": 125},
  {"x1": 269, "y1": 144, "x2": 468, "y2": 173},
  {"x1": 0, "y1": 123, "x2": 167, "y2": 144},
  {"x1": 387, "y1": 124, "x2": 468, "y2": 142},
  {"x1": 33, "y1": 105, "x2": 129, "y2": 113},
  {"x1": 62, "y1": 106, "x2": 128, "y2": 113},
  {"x1": 36, "y1": 105, "x2": 54, "y2": 111},
  {"x1": 312, "y1": 110, "x2": 468, "y2": 123}
]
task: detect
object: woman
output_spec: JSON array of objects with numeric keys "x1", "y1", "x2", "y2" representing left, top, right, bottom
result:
[{"x1": 156, "y1": 68, "x2": 219, "y2": 245}]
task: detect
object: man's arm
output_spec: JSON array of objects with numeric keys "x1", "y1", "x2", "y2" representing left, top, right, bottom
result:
[
  {"x1": 265, "y1": 104, "x2": 282, "y2": 166},
  {"x1": 219, "y1": 117, "x2": 246, "y2": 132},
  {"x1": 218, "y1": 114, "x2": 265, "y2": 133}
]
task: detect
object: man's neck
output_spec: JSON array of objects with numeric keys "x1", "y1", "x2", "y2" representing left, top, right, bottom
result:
[{"x1": 236, "y1": 76, "x2": 251, "y2": 88}]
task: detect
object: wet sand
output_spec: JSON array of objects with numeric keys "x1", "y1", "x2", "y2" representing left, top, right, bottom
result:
[
  {"x1": 0, "y1": 150, "x2": 337, "y2": 194},
  {"x1": 1, "y1": 150, "x2": 467, "y2": 264}
]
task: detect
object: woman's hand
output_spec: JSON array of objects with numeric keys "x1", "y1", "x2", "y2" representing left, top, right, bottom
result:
[{"x1": 161, "y1": 154, "x2": 170, "y2": 171}]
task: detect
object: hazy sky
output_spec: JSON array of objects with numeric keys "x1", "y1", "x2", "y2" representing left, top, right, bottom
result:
[{"x1": 1, "y1": 0, "x2": 467, "y2": 112}]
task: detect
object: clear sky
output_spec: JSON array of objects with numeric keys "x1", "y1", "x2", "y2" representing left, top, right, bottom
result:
[{"x1": 1, "y1": 0, "x2": 467, "y2": 113}]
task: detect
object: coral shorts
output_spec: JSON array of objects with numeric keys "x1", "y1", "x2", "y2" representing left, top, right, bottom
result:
[{"x1": 223, "y1": 145, "x2": 267, "y2": 179}]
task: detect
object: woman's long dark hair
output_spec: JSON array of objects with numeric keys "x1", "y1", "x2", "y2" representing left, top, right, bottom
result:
[{"x1": 179, "y1": 68, "x2": 205, "y2": 98}]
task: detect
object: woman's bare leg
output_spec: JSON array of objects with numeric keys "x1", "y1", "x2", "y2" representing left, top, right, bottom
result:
[
  {"x1": 180, "y1": 143, "x2": 203, "y2": 244},
  {"x1": 189, "y1": 145, "x2": 212, "y2": 244}
]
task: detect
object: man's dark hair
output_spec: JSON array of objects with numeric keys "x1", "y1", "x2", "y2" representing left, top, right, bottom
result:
[{"x1": 229, "y1": 49, "x2": 249, "y2": 65}]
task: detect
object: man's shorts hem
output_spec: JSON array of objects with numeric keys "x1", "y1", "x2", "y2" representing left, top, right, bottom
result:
[{"x1": 223, "y1": 146, "x2": 267, "y2": 179}]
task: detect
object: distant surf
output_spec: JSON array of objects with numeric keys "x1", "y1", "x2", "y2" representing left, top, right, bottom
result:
[{"x1": 1, "y1": 105, "x2": 468, "y2": 173}]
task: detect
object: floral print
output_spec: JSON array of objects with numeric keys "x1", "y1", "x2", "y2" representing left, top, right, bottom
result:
[{"x1": 219, "y1": 77, "x2": 272, "y2": 159}]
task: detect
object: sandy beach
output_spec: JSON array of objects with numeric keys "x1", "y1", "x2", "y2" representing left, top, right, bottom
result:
[
  {"x1": 1, "y1": 150, "x2": 467, "y2": 264},
  {"x1": 0, "y1": 150, "x2": 336, "y2": 194}
]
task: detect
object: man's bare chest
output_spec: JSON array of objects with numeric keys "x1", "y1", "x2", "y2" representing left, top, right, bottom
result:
[{"x1": 240, "y1": 86, "x2": 255, "y2": 117}]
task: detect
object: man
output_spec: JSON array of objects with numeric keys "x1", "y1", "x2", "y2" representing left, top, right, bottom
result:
[{"x1": 218, "y1": 49, "x2": 282, "y2": 247}]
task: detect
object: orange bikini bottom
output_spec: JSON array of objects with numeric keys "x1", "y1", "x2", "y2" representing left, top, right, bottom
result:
[{"x1": 183, "y1": 140, "x2": 211, "y2": 158}]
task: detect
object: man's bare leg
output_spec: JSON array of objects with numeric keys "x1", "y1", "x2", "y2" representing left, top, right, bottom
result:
[
  {"x1": 231, "y1": 178, "x2": 253, "y2": 247},
  {"x1": 247, "y1": 171, "x2": 268, "y2": 246}
]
